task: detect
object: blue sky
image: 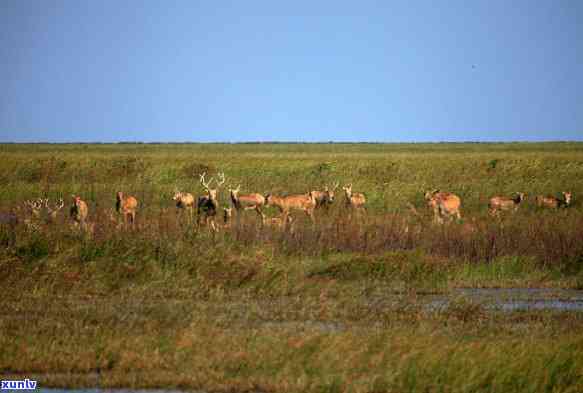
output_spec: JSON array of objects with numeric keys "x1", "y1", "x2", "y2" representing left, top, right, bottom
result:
[{"x1": 1, "y1": 1, "x2": 582, "y2": 142}]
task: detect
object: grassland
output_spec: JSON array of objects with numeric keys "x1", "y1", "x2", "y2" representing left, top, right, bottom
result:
[{"x1": 1, "y1": 142, "x2": 583, "y2": 392}]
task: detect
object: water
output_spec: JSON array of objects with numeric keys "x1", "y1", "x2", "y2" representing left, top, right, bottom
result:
[{"x1": 427, "y1": 288, "x2": 583, "y2": 311}]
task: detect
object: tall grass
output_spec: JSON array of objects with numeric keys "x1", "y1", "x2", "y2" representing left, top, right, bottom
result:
[{"x1": 2, "y1": 143, "x2": 583, "y2": 392}]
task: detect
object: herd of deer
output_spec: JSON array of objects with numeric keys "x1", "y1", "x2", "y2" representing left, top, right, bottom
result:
[
  {"x1": 1, "y1": 170, "x2": 574, "y2": 233},
  {"x1": 424, "y1": 190, "x2": 572, "y2": 224},
  {"x1": 173, "y1": 172, "x2": 366, "y2": 231}
]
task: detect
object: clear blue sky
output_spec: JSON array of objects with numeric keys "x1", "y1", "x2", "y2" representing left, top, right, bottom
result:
[{"x1": 1, "y1": 1, "x2": 582, "y2": 142}]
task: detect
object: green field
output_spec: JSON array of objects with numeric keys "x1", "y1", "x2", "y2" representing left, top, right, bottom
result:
[{"x1": 1, "y1": 142, "x2": 583, "y2": 392}]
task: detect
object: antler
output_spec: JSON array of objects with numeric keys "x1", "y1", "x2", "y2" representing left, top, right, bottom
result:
[
  {"x1": 54, "y1": 198, "x2": 64, "y2": 211},
  {"x1": 216, "y1": 172, "x2": 226, "y2": 187},
  {"x1": 333, "y1": 181, "x2": 340, "y2": 190},
  {"x1": 24, "y1": 199, "x2": 43, "y2": 213},
  {"x1": 199, "y1": 172, "x2": 213, "y2": 190}
]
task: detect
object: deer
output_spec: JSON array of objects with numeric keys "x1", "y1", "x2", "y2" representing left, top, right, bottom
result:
[
  {"x1": 228, "y1": 184, "x2": 266, "y2": 220},
  {"x1": 342, "y1": 184, "x2": 366, "y2": 211},
  {"x1": 197, "y1": 171, "x2": 225, "y2": 232},
  {"x1": 222, "y1": 207, "x2": 233, "y2": 229},
  {"x1": 488, "y1": 193, "x2": 526, "y2": 216},
  {"x1": 116, "y1": 191, "x2": 139, "y2": 226},
  {"x1": 70, "y1": 195, "x2": 89, "y2": 229},
  {"x1": 172, "y1": 189, "x2": 196, "y2": 222},
  {"x1": 262, "y1": 213, "x2": 294, "y2": 231},
  {"x1": 23, "y1": 198, "x2": 43, "y2": 220},
  {"x1": 19, "y1": 199, "x2": 42, "y2": 231},
  {"x1": 311, "y1": 182, "x2": 340, "y2": 209},
  {"x1": 264, "y1": 192, "x2": 317, "y2": 224},
  {"x1": 44, "y1": 198, "x2": 64, "y2": 223},
  {"x1": 424, "y1": 190, "x2": 462, "y2": 224},
  {"x1": 535, "y1": 192, "x2": 572, "y2": 209}
]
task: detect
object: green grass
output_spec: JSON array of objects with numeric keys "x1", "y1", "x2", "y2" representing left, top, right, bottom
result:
[{"x1": 1, "y1": 142, "x2": 583, "y2": 392}]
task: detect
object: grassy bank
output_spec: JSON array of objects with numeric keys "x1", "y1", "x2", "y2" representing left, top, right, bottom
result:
[{"x1": 1, "y1": 143, "x2": 583, "y2": 392}]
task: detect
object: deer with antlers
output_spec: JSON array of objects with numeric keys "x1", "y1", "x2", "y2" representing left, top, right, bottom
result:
[
  {"x1": 311, "y1": 182, "x2": 339, "y2": 209},
  {"x1": 197, "y1": 171, "x2": 225, "y2": 232},
  {"x1": 265, "y1": 192, "x2": 317, "y2": 224},
  {"x1": 23, "y1": 198, "x2": 43, "y2": 220},
  {"x1": 116, "y1": 191, "x2": 139, "y2": 227},
  {"x1": 19, "y1": 198, "x2": 43, "y2": 231},
  {"x1": 44, "y1": 198, "x2": 64, "y2": 223},
  {"x1": 228, "y1": 184, "x2": 266, "y2": 220}
]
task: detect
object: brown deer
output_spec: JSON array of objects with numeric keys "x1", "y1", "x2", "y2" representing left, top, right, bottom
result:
[
  {"x1": 222, "y1": 207, "x2": 233, "y2": 229},
  {"x1": 20, "y1": 199, "x2": 43, "y2": 231},
  {"x1": 342, "y1": 184, "x2": 366, "y2": 210},
  {"x1": 70, "y1": 195, "x2": 89, "y2": 228},
  {"x1": 197, "y1": 172, "x2": 225, "y2": 232},
  {"x1": 535, "y1": 192, "x2": 572, "y2": 209},
  {"x1": 116, "y1": 192, "x2": 139, "y2": 226},
  {"x1": 44, "y1": 198, "x2": 64, "y2": 223},
  {"x1": 488, "y1": 193, "x2": 526, "y2": 216},
  {"x1": 228, "y1": 184, "x2": 266, "y2": 219},
  {"x1": 265, "y1": 192, "x2": 317, "y2": 224},
  {"x1": 173, "y1": 190, "x2": 195, "y2": 222},
  {"x1": 424, "y1": 190, "x2": 462, "y2": 224},
  {"x1": 311, "y1": 182, "x2": 339, "y2": 209},
  {"x1": 23, "y1": 198, "x2": 43, "y2": 220},
  {"x1": 262, "y1": 213, "x2": 294, "y2": 231}
]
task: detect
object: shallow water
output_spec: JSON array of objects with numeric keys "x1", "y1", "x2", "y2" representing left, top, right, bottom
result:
[{"x1": 427, "y1": 288, "x2": 583, "y2": 311}]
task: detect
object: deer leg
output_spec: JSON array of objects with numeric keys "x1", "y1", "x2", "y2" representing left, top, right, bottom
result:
[{"x1": 305, "y1": 209, "x2": 315, "y2": 224}]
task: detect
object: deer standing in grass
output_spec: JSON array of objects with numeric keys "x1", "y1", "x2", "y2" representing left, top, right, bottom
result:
[
  {"x1": 311, "y1": 182, "x2": 339, "y2": 209},
  {"x1": 173, "y1": 190, "x2": 195, "y2": 222},
  {"x1": 44, "y1": 198, "x2": 64, "y2": 223},
  {"x1": 265, "y1": 192, "x2": 317, "y2": 224},
  {"x1": 70, "y1": 195, "x2": 89, "y2": 229},
  {"x1": 116, "y1": 192, "x2": 139, "y2": 227},
  {"x1": 198, "y1": 172, "x2": 225, "y2": 232},
  {"x1": 228, "y1": 185, "x2": 266, "y2": 220},
  {"x1": 488, "y1": 193, "x2": 526, "y2": 216},
  {"x1": 535, "y1": 192, "x2": 572, "y2": 209},
  {"x1": 424, "y1": 190, "x2": 462, "y2": 224},
  {"x1": 23, "y1": 199, "x2": 43, "y2": 224},
  {"x1": 222, "y1": 207, "x2": 233, "y2": 229},
  {"x1": 262, "y1": 213, "x2": 294, "y2": 231},
  {"x1": 343, "y1": 184, "x2": 366, "y2": 211}
]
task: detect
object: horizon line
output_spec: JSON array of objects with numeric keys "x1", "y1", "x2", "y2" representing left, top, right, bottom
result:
[{"x1": 1, "y1": 140, "x2": 583, "y2": 145}]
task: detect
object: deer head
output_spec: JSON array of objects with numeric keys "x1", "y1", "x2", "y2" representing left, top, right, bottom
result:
[
  {"x1": 200, "y1": 172, "x2": 225, "y2": 203},
  {"x1": 325, "y1": 181, "x2": 339, "y2": 203}
]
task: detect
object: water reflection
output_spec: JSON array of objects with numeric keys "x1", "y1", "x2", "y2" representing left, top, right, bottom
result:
[{"x1": 428, "y1": 288, "x2": 583, "y2": 311}]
